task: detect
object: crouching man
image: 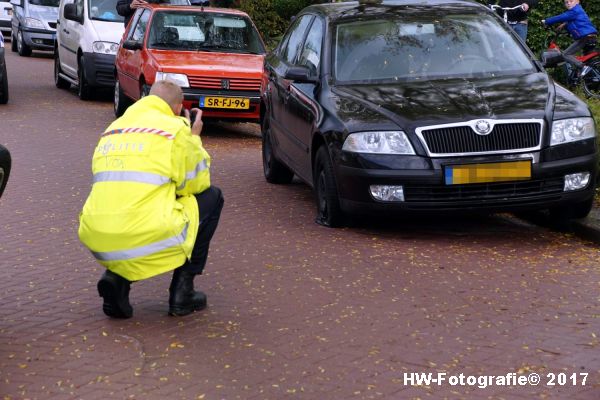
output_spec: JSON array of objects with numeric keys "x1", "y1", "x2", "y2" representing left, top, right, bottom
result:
[{"x1": 78, "y1": 80, "x2": 224, "y2": 318}]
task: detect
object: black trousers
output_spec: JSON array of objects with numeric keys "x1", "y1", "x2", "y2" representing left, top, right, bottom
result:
[{"x1": 179, "y1": 186, "x2": 224, "y2": 275}]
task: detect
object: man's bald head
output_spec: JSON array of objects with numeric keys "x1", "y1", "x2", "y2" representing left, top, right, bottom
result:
[{"x1": 150, "y1": 80, "x2": 184, "y2": 114}]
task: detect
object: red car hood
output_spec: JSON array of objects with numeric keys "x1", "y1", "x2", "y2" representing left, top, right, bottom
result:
[{"x1": 148, "y1": 50, "x2": 264, "y2": 77}]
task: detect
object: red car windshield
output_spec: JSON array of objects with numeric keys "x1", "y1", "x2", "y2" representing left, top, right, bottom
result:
[{"x1": 148, "y1": 11, "x2": 265, "y2": 55}]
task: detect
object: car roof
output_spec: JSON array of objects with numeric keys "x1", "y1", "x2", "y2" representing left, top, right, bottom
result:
[
  {"x1": 144, "y1": 4, "x2": 250, "y2": 17},
  {"x1": 302, "y1": 0, "x2": 486, "y2": 20}
]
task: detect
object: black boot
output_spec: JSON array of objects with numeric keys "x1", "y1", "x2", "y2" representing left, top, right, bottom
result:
[
  {"x1": 97, "y1": 270, "x2": 133, "y2": 319},
  {"x1": 168, "y1": 269, "x2": 207, "y2": 316}
]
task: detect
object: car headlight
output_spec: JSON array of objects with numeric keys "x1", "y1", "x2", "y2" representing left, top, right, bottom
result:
[
  {"x1": 342, "y1": 131, "x2": 415, "y2": 154},
  {"x1": 155, "y1": 71, "x2": 189, "y2": 88},
  {"x1": 550, "y1": 117, "x2": 596, "y2": 146},
  {"x1": 92, "y1": 41, "x2": 119, "y2": 55},
  {"x1": 24, "y1": 18, "x2": 44, "y2": 29}
]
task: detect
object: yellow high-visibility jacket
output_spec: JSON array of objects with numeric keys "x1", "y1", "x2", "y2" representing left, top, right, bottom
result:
[{"x1": 78, "y1": 95, "x2": 211, "y2": 281}]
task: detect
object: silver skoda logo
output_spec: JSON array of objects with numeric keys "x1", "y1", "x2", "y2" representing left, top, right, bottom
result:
[
  {"x1": 221, "y1": 79, "x2": 230, "y2": 90},
  {"x1": 474, "y1": 120, "x2": 492, "y2": 135}
]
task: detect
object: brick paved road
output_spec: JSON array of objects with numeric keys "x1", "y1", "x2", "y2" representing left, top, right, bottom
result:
[{"x1": 0, "y1": 50, "x2": 598, "y2": 400}]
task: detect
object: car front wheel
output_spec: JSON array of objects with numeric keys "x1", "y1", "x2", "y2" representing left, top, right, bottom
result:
[
  {"x1": 261, "y1": 118, "x2": 294, "y2": 184},
  {"x1": 17, "y1": 30, "x2": 31, "y2": 57},
  {"x1": 314, "y1": 146, "x2": 344, "y2": 227},
  {"x1": 0, "y1": 62, "x2": 8, "y2": 104},
  {"x1": 549, "y1": 196, "x2": 594, "y2": 222},
  {"x1": 114, "y1": 79, "x2": 131, "y2": 117}
]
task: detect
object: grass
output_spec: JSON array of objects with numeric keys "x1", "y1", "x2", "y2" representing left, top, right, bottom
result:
[{"x1": 582, "y1": 95, "x2": 600, "y2": 207}]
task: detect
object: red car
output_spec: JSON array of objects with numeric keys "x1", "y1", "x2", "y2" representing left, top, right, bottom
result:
[{"x1": 114, "y1": 4, "x2": 266, "y2": 122}]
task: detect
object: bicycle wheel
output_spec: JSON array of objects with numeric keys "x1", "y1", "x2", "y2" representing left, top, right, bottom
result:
[{"x1": 581, "y1": 60, "x2": 600, "y2": 99}]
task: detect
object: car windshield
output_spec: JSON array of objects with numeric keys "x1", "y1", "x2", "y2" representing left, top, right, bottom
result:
[
  {"x1": 29, "y1": 0, "x2": 59, "y2": 6},
  {"x1": 89, "y1": 0, "x2": 124, "y2": 23},
  {"x1": 148, "y1": 11, "x2": 265, "y2": 54},
  {"x1": 334, "y1": 12, "x2": 536, "y2": 83}
]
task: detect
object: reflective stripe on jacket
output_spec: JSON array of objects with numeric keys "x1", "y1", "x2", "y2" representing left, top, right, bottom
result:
[{"x1": 78, "y1": 95, "x2": 211, "y2": 281}]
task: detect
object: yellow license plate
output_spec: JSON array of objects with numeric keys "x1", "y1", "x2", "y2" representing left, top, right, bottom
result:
[
  {"x1": 445, "y1": 160, "x2": 531, "y2": 185},
  {"x1": 200, "y1": 96, "x2": 249, "y2": 109}
]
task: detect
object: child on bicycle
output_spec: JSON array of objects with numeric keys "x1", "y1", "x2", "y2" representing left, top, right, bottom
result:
[{"x1": 542, "y1": 0, "x2": 597, "y2": 69}]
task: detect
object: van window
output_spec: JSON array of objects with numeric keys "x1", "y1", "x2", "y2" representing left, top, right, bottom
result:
[
  {"x1": 30, "y1": 0, "x2": 60, "y2": 6},
  {"x1": 89, "y1": 0, "x2": 124, "y2": 23}
]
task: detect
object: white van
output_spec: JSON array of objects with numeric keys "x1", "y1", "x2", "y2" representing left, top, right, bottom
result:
[
  {"x1": 0, "y1": 0, "x2": 12, "y2": 40},
  {"x1": 54, "y1": 0, "x2": 124, "y2": 99}
]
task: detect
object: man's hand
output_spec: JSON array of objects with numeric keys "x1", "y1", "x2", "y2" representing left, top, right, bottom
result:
[
  {"x1": 130, "y1": 0, "x2": 147, "y2": 9},
  {"x1": 184, "y1": 108, "x2": 203, "y2": 136}
]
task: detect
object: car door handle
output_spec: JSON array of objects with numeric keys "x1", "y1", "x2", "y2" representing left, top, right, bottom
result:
[{"x1": 62, "y1": 29, "x2": 69, "y2": 34}]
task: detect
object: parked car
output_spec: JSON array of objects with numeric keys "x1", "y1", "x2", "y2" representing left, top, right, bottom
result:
[
  {"x1": 54, "y1": 0, "x2": 124, "y2": 99},
  {"x1": 0, "y1": 0, "x2": 13, "y2": 40},
  {"x1": 0, "y1": 34, "x2": 7, "y2": 103},
  {"x1": 114, "y1": 4, "x2": 265, "y2": 121},
  {"x1": 0, "y1": 143, "x2": 10, "y2": 198},
  {"x1": 10, "y1": 0, "x2": 58, "y2": 56},
  {"x1": 261, "y1": 0, "x2": 599, "y2": 227}
]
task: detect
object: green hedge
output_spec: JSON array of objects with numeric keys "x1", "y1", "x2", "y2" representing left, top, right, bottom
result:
[{"x1": 216, "y1": 1, "x2": 598, "y2": 53}]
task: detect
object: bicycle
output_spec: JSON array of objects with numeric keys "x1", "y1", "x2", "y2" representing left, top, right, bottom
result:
[
  {"x1": 489, "y1": 4, "x2": 525, "y2": 24},
  {"x1": 541, "y1": 27, "x2": 600, "y2": 99}
]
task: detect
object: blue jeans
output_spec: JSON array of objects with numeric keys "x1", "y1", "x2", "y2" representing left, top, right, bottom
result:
[{"x1": 510, "y1": 23, "x2": 528, "y2": 43}]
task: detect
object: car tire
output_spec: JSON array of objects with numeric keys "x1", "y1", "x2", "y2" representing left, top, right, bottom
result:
[
  {"x1": 313, "y1": 146, "x2": 344, "y2": 227},
  {"x1": 11, "y1": 33, "x2": 17, "y2": 52},
  {"x1": 54, "y1": 53, "x2": 70, "y2": 89},
  {"x1": 261, "y1": 118, "x2": 294, "y2": 184},
  {"x1": 16, "y1": 30, "x2": 31, "y2": 57},
  {"x1": 0, "y1": 62, "x2": 8, "y2": 104},
  {"x1": 549, "y1": 196, "x2": 594, "y2": 222},
  {"x1": 77, "y1": 56, "x2": 92, "y2": 100},
  {"x1": 114, "y1": 79, "x2": 131, "y2": 117}
]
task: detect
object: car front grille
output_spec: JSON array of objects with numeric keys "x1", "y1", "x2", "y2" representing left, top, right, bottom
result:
[
  {"x1": 404, "y1": 178, "x2": 564, "y2": 202},
  {"x1": 417, "y1": 121, "x2": 542, "y2": 156},
  {"x1": 187, "y1": 76, "x2": 261, "y2": 91}
]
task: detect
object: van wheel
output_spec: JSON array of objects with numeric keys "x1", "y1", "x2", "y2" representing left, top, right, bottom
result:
[
  {"x1": 11, "y1": 34, "x2": 17, "y2": 52},
  {"x1": 314, "y1": 146, "x2": 344, "y2": 227},
  {"x1": 54, "y1": 53, "x2": 70, "y2": 89},
  {"x1": 17, "y1": 30, "x2": 32, "y2": 57},
  {"x1": 78, "y1": 56, "x2": 92, "y2": 100},
  {"x1": 0, "y1": 62, "x2": 8, "y2": 104},
  {"x1": 114, "y1": 80, "x2": 131, "y2": 117}
]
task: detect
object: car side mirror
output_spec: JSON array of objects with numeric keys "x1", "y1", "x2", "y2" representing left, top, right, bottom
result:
[
  {"x1": 540, "y1": 50, "x2": 563, "y2": 69},
  {"x1": 122, "y1": 40, "x2": 142, "y2": 51},
  {"x1": 284, "y1": 66, "x2": 317, "y2": 83},
  {"x1": 0, "y1": 144, "x2": 11, "y2": 200},
  {"x1": 64, "y1": 3, "x2": 82, "y2": 23}
]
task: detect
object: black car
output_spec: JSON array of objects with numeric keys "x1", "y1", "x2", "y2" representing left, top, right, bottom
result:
[
  {"x1": 261, "y1": 0, "x2": 599, "y2": 227},
  {"x1": 0, "y1": 144, "x2": 10, "y2": 198},
  {"x1": 0, "y1": 34, "x2": 7, "y2": 103}
]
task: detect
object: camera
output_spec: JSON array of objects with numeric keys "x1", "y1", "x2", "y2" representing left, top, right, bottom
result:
[{"x1": 181, "y1": 108, "x2": 199, "y2": 122}]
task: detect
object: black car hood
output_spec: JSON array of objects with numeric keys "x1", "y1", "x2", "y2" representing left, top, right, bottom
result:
[{"x1": 332, "y1": 72, "x2": 555, "y2": 131}]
